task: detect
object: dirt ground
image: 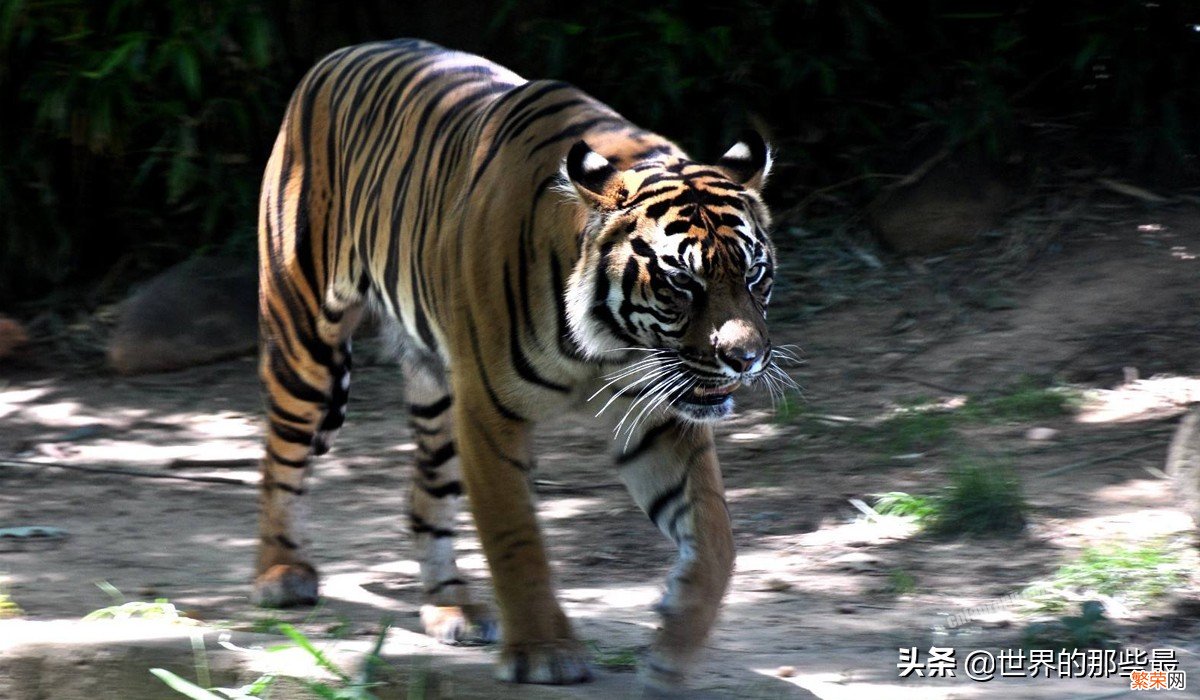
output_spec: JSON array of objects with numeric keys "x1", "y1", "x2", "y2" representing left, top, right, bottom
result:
[{"x1": 2, "y1": 199, "x2": 1200, "y2": 698}]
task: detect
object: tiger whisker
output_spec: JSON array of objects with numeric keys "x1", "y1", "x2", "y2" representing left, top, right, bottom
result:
[
  {"x1": 626, "y1": 375, "x2": 697, "y2": 448},
  {"x1": 599, "y1": 356, "x2": 671, "y2": 383},
  {"x1": 622, "y1": 374, "x2": 696, "y2": 448},
  {"x1": 590, "y1": 357, "x2": 676, "y2": 400},
  {"x1": 613, "y1": 369, "x2": 685, "y2": 439},
  {"x1": 591, "y1": 358, "x2": 682, "y2": 402},
  {"x1": 618, "y1": 373, "x2": 691, "y2": 447},
  {"x1": 593, "y1": 363, "x2": 681, "y2": 417}
]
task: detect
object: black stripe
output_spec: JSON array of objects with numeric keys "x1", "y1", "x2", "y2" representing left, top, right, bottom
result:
[
  {"x1": 416, "y1": 442, "x2": 457, "y2": 478},
  {"x1": 420, "y1": 480, "x2": 464, "y2": 498},
  {"x1": 426, "y1": 577, "x2": 467, "y2": 595},
  {"x1": 468, "y1": 81, "x2": 574, "y2": 190},
  {"x1": 409, "y1": 396, "x2": 452, "y2": 420},
  {"x1": 273, "y1": 482, "x2": 305, "y2": 495},
  {"x1": 468, "y1": 415, "x2": 530, "y2": 473},
  {"x1": 267, "y1": 343, "x2": 328, "y2": 406},
  {"x1": 276, "y1": 534, "x2": 299, "y2": 550},
  {"x1": 504, "y1": 264, "x2": 570, "y2": 393},
  {"x1": 528, "y1": 115, "x2": 627, "y2": 155},
  {"x1": 267, "y1": 398, "x2": 309, "y2": 426},
  {"x1": 496, "y1": 537, "x2": 538, "y2": 564},
  {"x1": 410, "y1": 514, "x2": 455, "y2": 538},
  {"x1": 647, "y1": 479, "x2": 687, "y2": 529},
  {"x1": 466, "y1": 322, "x2": 525, "y2": 422},
  {"x1": 270, "y1": 421, "x2": 314, "y2": 447},
  {"x1": 266, "y1": 448, "x2": 307, "y2": 468},
  {"x1": 549, "y1": 253, "x2": 589, "y2": 361},
  {"x1": 665, "y1": 503, "x2": 692, "y2": 543},
  {"x1": 616, "y1": 418, "x2": 678, "y2": 465}
]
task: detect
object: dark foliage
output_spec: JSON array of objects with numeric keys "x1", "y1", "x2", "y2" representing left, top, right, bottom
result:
[{"x1": 2, "y1": 0, "x2": 1198, "y2": 305}]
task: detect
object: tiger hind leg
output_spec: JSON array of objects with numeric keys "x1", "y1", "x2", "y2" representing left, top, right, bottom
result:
[
  {"x1": 403, "y1": 351, "x2": 499, "y2": 645},
  {"x1": 252, "y1": 295, "x2": 363, "y2": 608}
]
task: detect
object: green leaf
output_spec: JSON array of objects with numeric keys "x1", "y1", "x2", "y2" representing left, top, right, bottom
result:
[
  {"x1": 166, "y1": 154, "x2": 197, "y2": 205},
  {"x1": 242, "y1": 14, "x2": 271, "y2": 68},
  {"x1": 276, "y1": 623, "x2": 351, "y2": 682},
  {"x1": 81, "y1": 34, "x2": 143, "y2": 79},
  {"x1": 149, "y1": 669, "x2": 226, "y2": 700},
  {"x1": 1074, "y1": 34, "x2": 1104, "y2": 72},
  {"x1": 0, "y1": 0, "x2": 25, "y2": 46},
  {"x1": 301, "y1": 681, "x2": 342, "y2": 700},
  {"x1": 176, "y1": 45, "x2": 201, "y2": 99}
]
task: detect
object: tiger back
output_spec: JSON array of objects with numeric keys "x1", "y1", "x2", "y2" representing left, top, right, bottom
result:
[{"x1": 254, "y1": 38, "x2": 778, "y2": 690}]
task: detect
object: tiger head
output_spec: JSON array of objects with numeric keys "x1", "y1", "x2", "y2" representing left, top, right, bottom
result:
[{"x1": 564, "y1": 134, "x2": 780, "y2": 423}]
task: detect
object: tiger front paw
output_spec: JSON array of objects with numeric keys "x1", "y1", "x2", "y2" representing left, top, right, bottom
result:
[
  {"x1": 420, "y1": 603, "x2": 499, "y2": 646},
  {"x1": 250, "y1": 563, "x2": 319, "y2": 608},
  {"x1": 496, "y1": 640, "x2": 594, "y2": 684}
]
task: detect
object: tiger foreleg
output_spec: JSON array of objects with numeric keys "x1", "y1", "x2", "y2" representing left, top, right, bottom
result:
[
  {"x1": 615, "y1": 418, "x2": 735, "y2": 691},
  {"x1": 453, "y1": 394, "x2": 593, "y2": 684}
]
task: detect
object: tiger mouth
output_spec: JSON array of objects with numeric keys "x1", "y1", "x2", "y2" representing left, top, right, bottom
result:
[{"x1": 677, "y1": 381, "x2": 740, "y2": 406}]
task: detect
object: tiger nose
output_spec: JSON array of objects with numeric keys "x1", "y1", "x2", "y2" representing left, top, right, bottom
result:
[{"x1": 717, "y1": 344, "x2": 765, "y2": 374}]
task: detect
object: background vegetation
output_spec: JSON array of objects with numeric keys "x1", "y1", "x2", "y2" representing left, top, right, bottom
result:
[{"x1": 2, "y1": 0, "x2": 1198, "y2": 305}]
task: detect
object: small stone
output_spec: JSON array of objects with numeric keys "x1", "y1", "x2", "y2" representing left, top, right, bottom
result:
[
  {"x1": 776, "y1": 665, "x2": 796, "y2": 678},
  {"x1": 1025, "y1": 427, "x2": 1059, "y2": 442},
  {"x1": 836, "y1": 603, "x2": 857, "y2": 614},
  {"x1": 830, "y1": 551, "x2": 879, "y2": 572},
  {"x1": 0, "y1": 316, "x2": 28, "y2": 361},
  {"x1": 763, "y1": 578, "x2": 793, "y2": 592}
]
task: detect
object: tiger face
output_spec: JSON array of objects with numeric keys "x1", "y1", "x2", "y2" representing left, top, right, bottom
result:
[{"x1": 564, "y1": 135, "x2": 778, "y2": 422}]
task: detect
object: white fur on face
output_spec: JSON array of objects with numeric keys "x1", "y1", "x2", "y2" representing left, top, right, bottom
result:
[{"x1": 565, "y1": 245, "x2": 627, "y2": 358}]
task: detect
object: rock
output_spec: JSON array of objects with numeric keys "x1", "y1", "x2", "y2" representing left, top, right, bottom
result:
[
  {"x1": 107, "y1": 256, "x2": 257, "y2": 375},
  {"x1": 1166, "y1": 407, "x2": 1200, "y2": 528},
  {"x1": 0, "y1": 316, "x2": 29, "y2": 361},
  {"x1": 869, "y1": 156, "x2": 1014, "y2": 255}
]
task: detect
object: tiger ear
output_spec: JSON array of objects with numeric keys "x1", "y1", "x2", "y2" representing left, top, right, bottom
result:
[
  {"x1": 565, "y1": 140, "x2": 627, "y2": 211},
  {"x1": 716, "y1": 131, "x2": 772, "y2": 194}
]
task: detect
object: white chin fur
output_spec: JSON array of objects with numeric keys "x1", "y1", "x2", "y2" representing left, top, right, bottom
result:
[{"x1": 673, "y1": 396, "x2": 735, "y2": 422}]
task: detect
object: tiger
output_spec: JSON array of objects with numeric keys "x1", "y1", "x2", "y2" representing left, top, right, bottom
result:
[{"x1": 253, "y1": 38, "x2": 779, "y2": 690}]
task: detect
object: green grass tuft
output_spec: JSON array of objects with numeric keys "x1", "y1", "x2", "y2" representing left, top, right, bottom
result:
[
  {"x1": 1021, "y1": 601, "x2": 1114, "y2": 650},
  {"x1": 962, "y1": 381, "x2": 1078, "y2": 423},
  {"x1": 862, "y1": 405, "x2": 958, "y2": 453},
  {"x1": 589, "y1": 642, "x2": 640, "y2": 671},
  {"x1": 1025, "y1": 541, "x2": 1187, "y2": 613},
  {"x1": 848, "y1": 380, "x2": 1078, "y2": 455},
  {"x1": 926, "y1": 464, "x2": 1027, "y2": 537},
  {"x1": 872, "y1": 463, "x2": 1027, "y2": 537},
  {"x1": 873, "y1": 492, "x2": 938, "y2": 520}
]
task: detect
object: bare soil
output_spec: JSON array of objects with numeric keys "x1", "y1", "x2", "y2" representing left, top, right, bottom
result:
[{"x1": 2, "y1": 201, "x2": 1200, "y2": 698}]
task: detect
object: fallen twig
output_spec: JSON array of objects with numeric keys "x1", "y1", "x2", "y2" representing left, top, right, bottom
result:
[
  {"x1": 1096, "y1": 177, "x2": 1168, "y2": 203},
  {"x1": 1040, "y1": 442, "x2": 1163, "y2": 478},
  {"x1": 0, "y1": 457, "x2": 256, "y2": 486}
]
